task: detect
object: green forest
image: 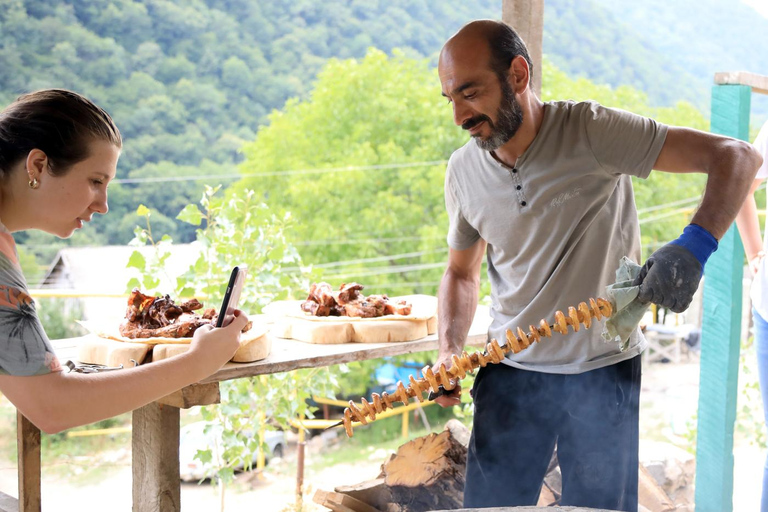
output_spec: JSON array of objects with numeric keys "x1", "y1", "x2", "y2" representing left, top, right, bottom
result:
[{"x1": 0, "y1": 0, "x2": 765, "y2": 292}]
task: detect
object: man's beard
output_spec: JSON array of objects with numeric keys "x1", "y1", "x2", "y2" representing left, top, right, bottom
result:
[{"x1": 462, "y1": 80, "x2": 523, "y2": 152}]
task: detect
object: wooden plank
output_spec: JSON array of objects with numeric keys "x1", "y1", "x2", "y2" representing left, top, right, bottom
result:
[
  {"x1": 203, "y1": 306, "x2": 491, "y2": 384},
  {"x1": 50, "y1": 307, "x2": 492, "y2": 384},
  {"x1": 334, "y1": 478, "x2": 391, "y2": 511},
  {"x1": 695, "y1": 83, "x2": 751, "y2": 512},
  {"x1": 638, "y1": 463, "x2": 675, "y2": 511},
  {"x1": 16, "y1": 413, "x2": 40, "y2": 512},
  {"x1": 132, "y1": 403, "x2": 180, "y2": 512},
  {"x1": 714, "y1": 71, "x2": 768, "y2": 95},
  {"x1": 313, "y1": 489, "x2": 383, "y2": 512},
  {"x1": 0, "y1": 491, "x2": 18, "y2": 512},
  {"x1": 156, "y1": 382, "x2": 220, "y2": 409},
  {"x1": 502, "y1": 0, "x2": 544, "y2": 97}
]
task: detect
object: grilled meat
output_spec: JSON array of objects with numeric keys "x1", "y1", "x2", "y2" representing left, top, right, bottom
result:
[
  {"x1": 119, "y1": 288, "x2": 247, "y2": 339},
  {"x1": 300, "y1": 283, "x2": 411, "y2": 318}
]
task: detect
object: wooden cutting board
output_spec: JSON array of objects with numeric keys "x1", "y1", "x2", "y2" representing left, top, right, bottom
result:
[
  {"x1": 263, "y1": 294, "x2": 438, "y2": 344},
  {"x1": 76, "y1": 336, "x2": 152, "y2": 368},
  {"x1": 77, "y1": 319, "x2": 272, "y2": 366},
  {"x1": 150, "y1": 331, "x2": 272, "y2": 363}
]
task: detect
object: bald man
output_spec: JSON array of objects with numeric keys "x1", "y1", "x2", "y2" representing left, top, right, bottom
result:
[{"x1": 433, "y1": 19, "x2": 761, "y2": 511}]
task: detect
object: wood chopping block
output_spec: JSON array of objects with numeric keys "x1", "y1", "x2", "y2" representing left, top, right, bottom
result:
[
  {"x1": 77, "y1": 324, "x2": 272, "y2": 366},
  {"x1": 151, "y1": 330, "x2": 272, "y2": 363},
  {"x1": 77, "y1": 335, "x2": 151, "y2": 367},
  {"x1": 352, "y1": 319, "x2": 428, "y2": 343},
  {"x1": 264, "y1": 294, "x2": 438, "y2": 344},
  {"x1": 231, "y1": 330, "x2": 272, "y2": 362}
]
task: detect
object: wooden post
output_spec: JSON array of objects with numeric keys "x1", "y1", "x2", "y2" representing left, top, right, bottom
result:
[
  {"x1": 16, "y1": 412, "x2": 40, "y2": 512},
  {"x1": 296, "y1": 426, "x2": 305, "y2": 509},
  {"x1": 502, "y1": 0, "x2": 544, "y2": 97},
  {"x1": 132, "y1": 403, "x2": 180, "y2": 512},
  {"x1": 695, "y1": 83, "x2": 751, "y2": 512}
]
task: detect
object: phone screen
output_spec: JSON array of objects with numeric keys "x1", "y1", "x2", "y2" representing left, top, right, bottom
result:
[{"x1": 216, "y1": 266, "x2": 247, "y2": 328}]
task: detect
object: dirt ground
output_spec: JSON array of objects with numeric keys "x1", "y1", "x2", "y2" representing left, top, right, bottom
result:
[{"x1": 0, "y1": 358, "x2": 764, "y2": 511}]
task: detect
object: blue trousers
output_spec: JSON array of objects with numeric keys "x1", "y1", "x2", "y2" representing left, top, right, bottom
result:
[
  {"x1": 753, "y1": 309, "x2": 768, "y2": 512},
  {"x1": 464, "y1": 355, "x2": 641, "y2": 511}
]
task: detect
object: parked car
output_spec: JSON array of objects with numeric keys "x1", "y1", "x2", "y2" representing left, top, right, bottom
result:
[{"x1": 179, "y1": 421, "x2": 286, "y2": 482}]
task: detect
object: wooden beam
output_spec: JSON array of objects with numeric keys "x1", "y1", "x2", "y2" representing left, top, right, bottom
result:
[
  {"x1": 695, "y1": 83, "x2": 751, "y2": 512},
  {"x1": 156, "y1": 382, "x2": 220, "y2": 409},
  {"x1": 132, "y1": 403, "x2": 181, "y2": 512},
  {"x1": 714, "y1": 72, "x2": 768, "y2": 96},
  {"x1": 16, "y1": 413, "x2": 40, "y2": 512},
  {"x1": 502, "y1": 0, "x2": 544, "y2": 97}
]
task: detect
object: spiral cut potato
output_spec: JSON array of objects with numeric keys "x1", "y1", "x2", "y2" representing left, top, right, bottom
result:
[{"x1": 340, "y1": 297, "x2": 612, "y2": 437}]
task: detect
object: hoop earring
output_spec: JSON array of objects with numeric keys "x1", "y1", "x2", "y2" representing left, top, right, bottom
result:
[{"x1": 28, "y1": 178, "x2": 40, "y2": 189}]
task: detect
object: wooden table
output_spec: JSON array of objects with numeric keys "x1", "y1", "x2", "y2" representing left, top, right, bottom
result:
[{"x1": 10, "y1": 306, "x2": 491, "y2": 512}]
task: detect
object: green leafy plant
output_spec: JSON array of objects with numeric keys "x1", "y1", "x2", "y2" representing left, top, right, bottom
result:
[
  {"x1": 125, "y1": 204, "x2": 178, "y2": 295},
  {"x1": 128, "y1": 187, "x2": 339, "y2": 509}
]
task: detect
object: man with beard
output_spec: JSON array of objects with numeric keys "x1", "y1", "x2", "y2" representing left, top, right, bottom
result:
[{"x1": 432, "y1": 19, "x2": 762, "y2": 511}]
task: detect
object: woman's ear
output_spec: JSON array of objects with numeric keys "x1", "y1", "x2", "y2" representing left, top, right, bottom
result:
[{"x1": 25, "y1": 149, "x2": 48, "y2": 182}]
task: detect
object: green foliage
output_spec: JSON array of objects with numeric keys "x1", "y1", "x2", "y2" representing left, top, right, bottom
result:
[
  {"x1": 125, "y1": 204, "x2": 175, "y2": 294},
  {"x1": 174, "y1": 185, "x2": 308, "y2": 311},
  {"x1": 9, "y1": 0, "x2": 765, "y2": 266},
  {"x1": 238, "y1": 50, "x2": 713, "y2": 297},
  {"x1": 127, "y1": 189, "x2": 338, "y2": 488},
  {"x1": 35, "y1": 298, "x2": 87, "y2": 340},
  {"x1": 3, "y1": 0, "x2": 500, "y2": 254},
  {"x1": 237, "y1": 49, "x2": 465, "y2": 295}
]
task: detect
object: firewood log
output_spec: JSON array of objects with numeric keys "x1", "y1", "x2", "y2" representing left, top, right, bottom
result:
[{"x1": 380, "y1": 429, "x2": 467, "y2": 511}]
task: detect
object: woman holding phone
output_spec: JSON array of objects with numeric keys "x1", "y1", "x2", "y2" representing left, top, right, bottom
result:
[{"x1": 0, "y1": 89, "x2": 248, "y2": 433}]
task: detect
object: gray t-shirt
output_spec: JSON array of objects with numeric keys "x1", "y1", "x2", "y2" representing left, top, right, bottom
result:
[{"x1": 445, "y1": 100, "x2": 668, "y2": 374}]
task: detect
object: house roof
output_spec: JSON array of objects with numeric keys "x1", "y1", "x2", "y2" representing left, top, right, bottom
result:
[{"x1": 40, "y1": 243, "x2": 203, "y2": 295}]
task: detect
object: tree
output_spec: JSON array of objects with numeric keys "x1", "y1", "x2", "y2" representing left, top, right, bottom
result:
[
  {"x1": 236, "y1": 49, "x2": 465, "y2": 294},
  {"x1": 237, "y1": 50, "x2": 711, "y2": 297}
]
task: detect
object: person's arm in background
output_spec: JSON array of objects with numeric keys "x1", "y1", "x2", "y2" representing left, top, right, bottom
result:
[
  {"x1": 0, "y1": 310, "x2": 248, "y2": 434},
  {"x1": 735, "y1": 121, "x2": 768, "y2": 276},
  {"x1": 634, "y1": 127, "x2": 763, "y2": 312},
  {"x1": 432, "y1": 239, "x2": 486, "y2": 407},
  {"x1": 735, "y1": 178, "x2": 765, "y2": 275}
]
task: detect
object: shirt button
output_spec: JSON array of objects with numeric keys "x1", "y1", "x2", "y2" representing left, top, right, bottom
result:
[
  {"x1": 516, "y1": 185, "x2": 522, "y2": 190},
  {"x1": 521, "y1": 201, "x2": 527, "y2": 206},
  {"x1": 512, "y1": 168, "x2": 518, "y2": 173}
]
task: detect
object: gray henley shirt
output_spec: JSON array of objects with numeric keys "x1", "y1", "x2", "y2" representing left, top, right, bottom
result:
[{"x1": 445, "y1": 100, "x2": 668, "y2": 374}]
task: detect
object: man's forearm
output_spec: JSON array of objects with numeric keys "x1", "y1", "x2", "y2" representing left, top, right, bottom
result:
[
  {"x1": 691, "y1": 139, "x2": 762, "y2": 239},
  {"x1": 437, "y1": 268, "x2": 480, "y2": 357}
]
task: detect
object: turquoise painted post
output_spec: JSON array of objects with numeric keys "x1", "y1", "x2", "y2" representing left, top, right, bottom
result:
[{"x1": 694, "y1": 84, "x2": 751, "y2": 512}]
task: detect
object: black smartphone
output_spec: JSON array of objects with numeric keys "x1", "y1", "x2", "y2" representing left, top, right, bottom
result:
[{"x1": 216, "y1": 266, "x2": 247, "y2": 328}]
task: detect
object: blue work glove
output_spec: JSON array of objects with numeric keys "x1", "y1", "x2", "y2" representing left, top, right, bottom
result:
[{"x1": 633, "y1": 224, "x2": 718, "y2": 313}]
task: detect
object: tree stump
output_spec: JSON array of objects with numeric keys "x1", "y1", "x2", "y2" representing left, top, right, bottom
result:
[{"x1": 381, "y1": 429, "x2": 467, "y2": 511}]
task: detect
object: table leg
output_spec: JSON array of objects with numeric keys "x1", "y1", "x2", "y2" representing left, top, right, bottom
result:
[
  {"x1": 16, "y1": 412, "x2": 40, "y2": 512},
  {"x1": 132, "y1": 403, "x2": 180, "y2": 512}
]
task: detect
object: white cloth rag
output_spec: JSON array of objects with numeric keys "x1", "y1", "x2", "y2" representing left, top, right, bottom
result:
[{"x1": 602, "y1": 256, "x2": 651, "y2": 351}]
